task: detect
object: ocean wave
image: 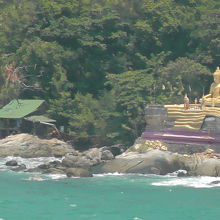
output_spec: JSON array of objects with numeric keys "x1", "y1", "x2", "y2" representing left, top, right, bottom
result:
[
  {"x1": 0, "y1": 156, "x2": 63, "y2": 170},
  {"x1": 24, "y1": 176, "x2": 46, "y2": 181},
  {"x1": 23, "y1": 173, "x2": 66, "y2": 181},
  {"x1": 133, "y1": 217, "x2": 143, "y2": 220},
  {"x1": 69, "y1": 204, "x2": 77, "y2": 208},
  {"x1": 94, "y1": 172, "x2": 125, "y2": 177},
  {"x1": 48, "y1": 174, "x2": 66, "y2": 180},
  {"x1": 152, "y1": 176, "x2": 220, "y2": 188},
  {"x1": 166, "y1": 169, "x2": 188, "y2": 177},
  {"x1": 94, "y1": 172, "x2": 164, "y2": 177}
]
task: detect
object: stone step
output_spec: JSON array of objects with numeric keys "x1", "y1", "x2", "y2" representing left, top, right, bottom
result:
[
  {"x1": 175, "y1": 117, "x2": 205, "y2": 121},
  {"x1": 175, "y1": 119, "x2": 203, "y2": 124},
  {"x1": 168, "y1": 113, "x2": 205, "y2": 118},
  {"x1": 165, "y1": 104, "x2": 220, "y2": 130},
  {"x1": 174, "y1": 124, "x2": 199, "y2": 130}
]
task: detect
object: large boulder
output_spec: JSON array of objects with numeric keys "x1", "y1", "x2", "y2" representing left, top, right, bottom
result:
[
  {"x1": 92, "y1": 146, "x2": 220, "y2": 177},
  {"x1": 42, "y1": 168, "x2": 66, "y2": 175},
  {"x1": 93, "y1": 150, "x2": 182, "y2": 175},
  {"x1": 62, "y1": 155, "x2": 92, "y2": 168},
  {"x1": 66, "y1": 168, "x2": 93, "y2": 177},
  {"x1": 5, "y1": 160, "x2": 18, "y2": 166},
  {"x1": 190, "y1": 159, "x2": 220, "y2": 176},
  {"x1": 62, "y1": 148, "x2": 115, "y2": 170},
  {"x1": 11, "y1": 164, "x2": 27, "y2": 172},
  {"x1": 101, "y1": 144, "x2": 126, "y2": 156},
  {"x1": 100, "y1": 150, "x2": 114, "y2": 160},
  {"x1": 0, "y1": 134, "x2": 76, "y2": 158},
  {"x1": 84, "y1": 148, "x2": 102, "y2": 161},
  {"x1": 85, "y1": 148, "x2": 114, "y2": 161}
]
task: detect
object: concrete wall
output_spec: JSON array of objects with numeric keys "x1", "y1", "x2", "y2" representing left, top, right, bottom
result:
[{"x1": 145, "y1": 105, "x2": 176, "y2": 130}]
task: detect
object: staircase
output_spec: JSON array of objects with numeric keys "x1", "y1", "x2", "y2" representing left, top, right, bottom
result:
[{"x1": 164, "y1": 105, "x2": 206, "y2": 130}]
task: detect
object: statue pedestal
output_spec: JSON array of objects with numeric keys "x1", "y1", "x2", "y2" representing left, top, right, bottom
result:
[{"x1": 145, "y1": 105, "x2": 168, "y2": 131}]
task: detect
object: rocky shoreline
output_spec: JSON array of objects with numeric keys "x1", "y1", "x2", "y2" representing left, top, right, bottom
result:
[
  {"x1": 2, "y1": 134, "x2": 220, "y2": 178},
  {"x1": 0, "y1": 134, "x2": 120, "y2": 177}
]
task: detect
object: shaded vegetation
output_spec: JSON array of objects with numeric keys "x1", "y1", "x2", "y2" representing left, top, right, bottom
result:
[{"x1": 0, "y1": 0, "x2": 219, "y2": 147}]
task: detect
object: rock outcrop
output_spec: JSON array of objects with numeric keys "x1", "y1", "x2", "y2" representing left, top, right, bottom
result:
[
  {"x1": 0, "y1": 134, "x2": 76, "y2": 157},
  {"x1": 5, "y1": 160, "x2": 18, "y2": 166},
  {"x1": 92, "y1": 143, "x2": 220, "y2": 177},
  {"x1": 92, "y1": 150, "x2": 181, "y2": 175},
  {"x1": 66, "y1": 168, "x2": 93, "y2": 177},
  {"x1": 3, "y1": 133, "x2": 220, "y2": 177}
]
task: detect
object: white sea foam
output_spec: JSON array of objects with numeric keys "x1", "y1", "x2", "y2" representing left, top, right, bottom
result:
[
  {"x1": 133, "y1": 217, "x2": 143, "y2": 220},
  {"x1": 24, "y1": 176, "x2": 46, "y2": 181},
  {"x1": 23, "y1": 173, "x2": 67, "y2": 181},
  {"x1": 48, "y1": 174, "x2": 66, "y2": 180},
  {"x1": 94, "y1": 172, "x2": 125, "y2": 177},
  {"x1": 0, "y1": 156, "x2": 63, "y2": 172},
  {"x1": 69, "y1": 204, "x2": 77, "y2": 208},
  {"x1": 152, "y1": 176, "x2": 220, "y2": 188},
  {"x1": 164, "y1": 170, "x2": 188, "y2": 177}
]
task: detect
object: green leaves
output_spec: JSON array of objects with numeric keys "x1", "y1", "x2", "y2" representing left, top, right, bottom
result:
[
  {"x1": 106, "y1": 69, "x2": 154, "y2": 141},
  {"x1": 157, "y1": 57, "x2": 211, "y2": 103},
  {"x1": 48, "y1": 92, "x2": 121, "y2": 147},
  {"x1": 0, "y1": 0, "x2": 219, "y2": 147}
]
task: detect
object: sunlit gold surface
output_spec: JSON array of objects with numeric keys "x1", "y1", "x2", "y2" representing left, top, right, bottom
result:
[
  {"x1": 165, "y1": 105, "x2": 205, "y2": 130},
  {"x1": 202, "y1": 67, "x2": 220, "y2": 106},
  {"x1": 164, "y1": 104, "x2": 220, "y2": 130},
  {"x1": 164, "y1": 67, "x2": 220, "y2": 130}
]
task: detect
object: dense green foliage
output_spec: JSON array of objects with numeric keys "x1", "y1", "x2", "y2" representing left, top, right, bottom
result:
[{"x1": 0, "y1": 0, "x2": 219, "y2": 147}]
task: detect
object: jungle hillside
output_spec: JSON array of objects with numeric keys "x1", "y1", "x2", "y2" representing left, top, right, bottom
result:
[{"x1": 0, "y1": 0, "x2": 219, "y2": 147}]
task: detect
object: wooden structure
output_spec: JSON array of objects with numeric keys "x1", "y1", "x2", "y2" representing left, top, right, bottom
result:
[{"x1": 0, "y1": 99, "x2": 56, "y2": 138}]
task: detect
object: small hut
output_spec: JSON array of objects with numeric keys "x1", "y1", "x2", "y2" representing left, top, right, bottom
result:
[{"x1": 0, "y1": 99, "x2": 56, "y2": 138}]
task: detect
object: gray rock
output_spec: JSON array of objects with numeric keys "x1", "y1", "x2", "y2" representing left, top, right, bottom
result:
[
  {"x1": 26, "y1": 167, "x2": 42, "y2": 173},
  {"x1": 209, "y1": 180, "x2": 220, "y2": 185},
  {"x1": 107, "y1": 144, "x2": 125, "y2": 156},
  {"x1": 84, "y1": 147, "x2": 114, "y2": 162},
  {"x1": 38, "y1": 164, "x2": 50, "y2": 169},
  {"x1": 62, "y1": 155, "x2": 92, "y2": 168},
  {"x1": 93, "y1": 150, "x2": 181, "y2": 175},
  {"x1": 84, "y1": 148, "x2": 102, "y2": 161},
  {"x1": 0, "y1": 134, "x2": 76, "y2": 158},
  {"x1": 101, "y1": 150, "x2": 114, "y2": 160},
  {"x1": 177, "y1": 170, "x2": 188, "y2": 177},
  {"x1": 92, "y1": 147, "x2": 220, "y2": 177},
  {"x1": 48, "y1": 161, "x2": 62, "y2": 168},
  {"x1": 66, "y1": 168, "x2": 93, "y2": 177},
  {"x1": 11, "y1": 164, "x2": 26, "y2": 172},
  {"x1": 201, "y1": 116, "x2": 220, "y2": 132},
  {"x1": 60, "y1": 148, "x2": 115, "y2": 169},
  {"x1": 190, "y1": 159, "x2": 220, "y2": 176},
  {"x1": 62, "y1": 155, "x2": 79, "y2": 167},
  {"x1": 42, "y1": 168, "x2": 66, "y2": 174},
  {"x1": 6, "y1": 160, "x2": 18, "y2": 166}
]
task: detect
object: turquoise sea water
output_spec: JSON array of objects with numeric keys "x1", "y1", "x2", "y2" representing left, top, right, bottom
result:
[{"x1": 1, "y1": 170, "x2": 220, "y2": 220}]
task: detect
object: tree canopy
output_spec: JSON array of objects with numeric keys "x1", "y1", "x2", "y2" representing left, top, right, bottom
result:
[{"x1": 0, "y1": 0, "x2": 219, "y2": 147}]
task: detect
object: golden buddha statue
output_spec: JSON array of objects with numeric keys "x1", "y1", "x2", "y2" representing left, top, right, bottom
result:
[{"x1": 202, "y1": 67, "x2": 220, "y2": 106}]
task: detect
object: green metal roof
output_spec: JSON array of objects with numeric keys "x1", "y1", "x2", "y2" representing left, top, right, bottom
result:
[
  {"x1": 25, "y1": 115, "x2": 56, "y2": 123},
  {"x1": 0, "y1": 99, "x2": 45, "y2": 119}
]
